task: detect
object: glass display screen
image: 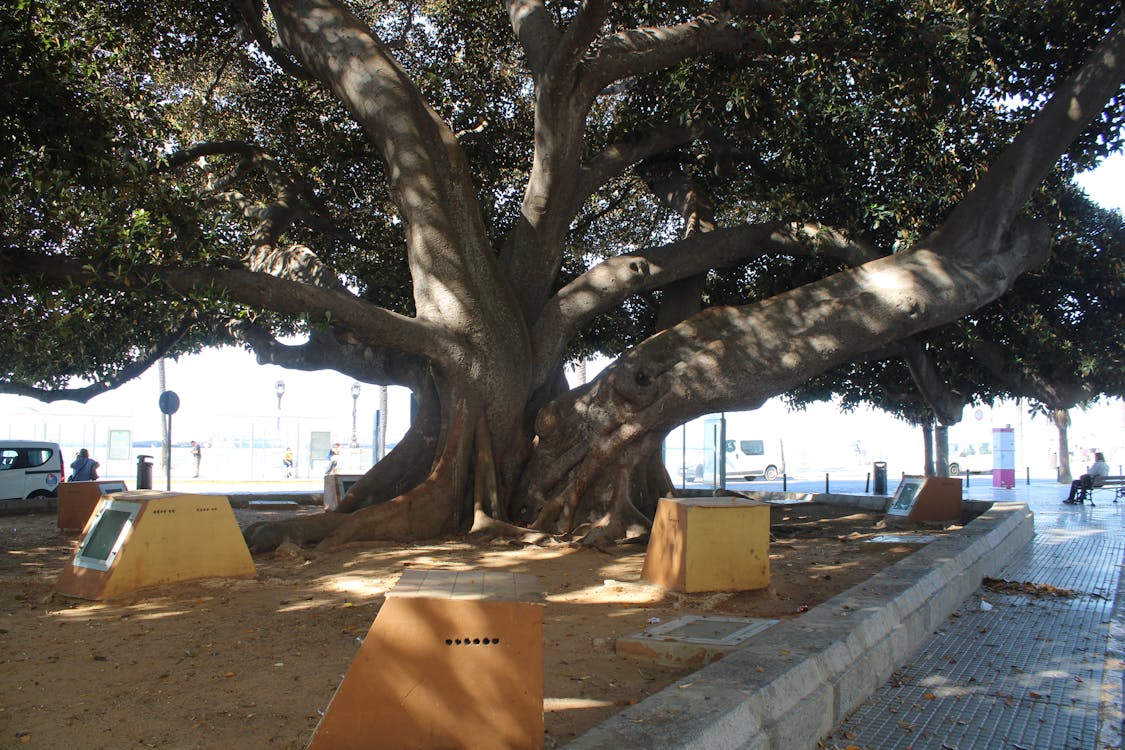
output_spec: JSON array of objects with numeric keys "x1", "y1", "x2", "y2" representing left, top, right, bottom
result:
[
  {"x1": 74, "y1": 501, "x2": 141, "y2": 571},
  {"x1": 889, "y1": 478, "x2": 924, "y2": 515}
]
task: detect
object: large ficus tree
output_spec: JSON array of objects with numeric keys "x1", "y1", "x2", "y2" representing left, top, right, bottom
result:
[{"x1": 3, "y1": 1, "x2": 1124, "y2": 548}]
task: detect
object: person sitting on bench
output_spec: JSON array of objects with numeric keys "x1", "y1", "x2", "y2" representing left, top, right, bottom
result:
[{"x1": 1065, "y1": 452, "x2": 1110, "y2": 504}]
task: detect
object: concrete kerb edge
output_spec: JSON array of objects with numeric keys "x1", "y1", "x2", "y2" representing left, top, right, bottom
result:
[{"x1": 565, "y1": 501, "x2": 1034, "y2": 750}]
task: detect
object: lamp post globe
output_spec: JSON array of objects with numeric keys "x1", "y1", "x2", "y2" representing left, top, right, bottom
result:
[{"x1": 275, "y1": 380, "x2": 286, "y2": 429}]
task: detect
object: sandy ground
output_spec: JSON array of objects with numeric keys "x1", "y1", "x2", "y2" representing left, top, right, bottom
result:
[{"x1": 0, "y1": 502, "x2": 954, "y2": 749}]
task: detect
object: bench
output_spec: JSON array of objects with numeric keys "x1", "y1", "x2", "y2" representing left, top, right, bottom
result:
[{"x1": 1072, "y1": 476, "x2": 1125, "y2": 506}]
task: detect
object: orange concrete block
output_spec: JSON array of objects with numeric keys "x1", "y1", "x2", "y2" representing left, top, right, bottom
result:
[
  {"x1": 57, "y1": 480, "x2": 129, "y2": 533},
  {"x1": 55, "y1": 491, "x2": 255, "y2": 600},
  {"x1": 642, "y1": 496, "x2": 770, "y2": 593},
  {"x1": 885, "y1": 476, "x2": 963, "y2": 524},
  {"x1": 308, "y1": 569, "x2": 545, "y2": 750}
]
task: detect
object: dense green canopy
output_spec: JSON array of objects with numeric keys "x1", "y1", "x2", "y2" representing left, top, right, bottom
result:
[
  {"x1": 4, "y1": 1, "x2": 1122, "y2": 390},
  {"x1": 3, "y1": 1, "x2": 1123, "y2": 542}
]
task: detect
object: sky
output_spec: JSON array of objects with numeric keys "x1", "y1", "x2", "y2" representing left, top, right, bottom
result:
[{"x1": 3, "y1": 155, "x2": 1123, "y2": 473}]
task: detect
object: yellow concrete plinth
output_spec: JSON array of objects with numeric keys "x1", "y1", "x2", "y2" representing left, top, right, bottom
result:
[
  {"x1": 57, "y1": 480, "x2": 129, "y2": 533},
  {"x1": 885, "y1": 476, "x2": 963, "y2": 524},
  {"x1": 308, "y1": 569, "x2": 545, "y2": 750},
  {"x1": 642, "y1": 496, "x2": 770, "y2": 593},
  {"x1": 55, "y1": 491, "x2": 255, "y2": 600}
]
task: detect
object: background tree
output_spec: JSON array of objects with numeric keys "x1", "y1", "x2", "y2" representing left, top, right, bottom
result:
[
  {"x1": 967, "y1": 181, "x2": 1125, "y2": 482},
  {"x1": 3, "y1": 1, "x2": 1124, "y2": 548},
  {"x1": 786, "y1": 180, "x2": 1125, "y2": 483}
]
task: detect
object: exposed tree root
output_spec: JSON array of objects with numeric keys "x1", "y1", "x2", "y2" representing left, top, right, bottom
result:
[
  {"x1": 573, "y1": 468, "x2": 652, "y2": 551},
  {"x1": 316, "y1": 496, "x2": 442, "y2": 548},
  {"x1": 467, "y1": 509, "x2": 556, "y2": 546},
  {"x1": 243, "y1": 512, "x2": 348, "y2": 553}
]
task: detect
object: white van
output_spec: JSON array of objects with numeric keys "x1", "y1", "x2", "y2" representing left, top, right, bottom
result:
[
  {"x1": 0, "y1": 441, "x2": 65, "y2": 501},
  {"x1": 724, "y1": 438, "x2": 785, "y2": 480},
  {"x1": 948, "y1": 442, "x2": 993, "y2": 476},
  {"x1": 666, "y1": 438, "x2": 785, "y2": 483}
]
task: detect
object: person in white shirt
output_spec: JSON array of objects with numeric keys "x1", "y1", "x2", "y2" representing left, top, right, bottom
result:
[{"x1": 1064, "y1": 451, "x2": 1111, "y2": 504}]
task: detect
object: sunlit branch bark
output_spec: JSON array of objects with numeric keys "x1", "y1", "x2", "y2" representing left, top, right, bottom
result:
[
  {"x1": 551, "y1": 0, "x2": 609, "y2": 80},
  {"x1": 530, "y1": 222, "x2": 827, "y2": 384},
  {"x1": 270, "y1": 0, "x2": 510, "y2": 327},
  {"x1": 233, "y1": 0, "x2": 317, "y2": 82},
  {"x1": 505, "y1": 0, "x2": 560, "y2": 78}
]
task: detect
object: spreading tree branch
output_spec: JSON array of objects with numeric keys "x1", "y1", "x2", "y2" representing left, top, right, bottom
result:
[
  {"x1": 3, "y1": 249, "x2": 443, "y2": 362},
  {"x1": 549, "y1": 0, "x2": 610, "y2": 82},
  {"x1": 971, "y1": 339, "x2": 1097, "y2": 410},
  {"x1": 530, "y1": 221, "x2": 861, "y2": 385},
  {"x1": 505, "y1": 0, "x2": 561, "y2": 78},
  {"x1": 0, "y1": 316, "x2": 200, "y2": 404},
  {"x1": 233, "y1": 0, "x2": 317, "y2": 82},
  {"x1": 231, "y1": 321, "x2": 430, "y2": 392},
  {"x1": 573, "y1": 119, "x2": 707, "y2": 217},
  {"x1": 581, "y1": 12, "x2": 763, "y2": 98}
]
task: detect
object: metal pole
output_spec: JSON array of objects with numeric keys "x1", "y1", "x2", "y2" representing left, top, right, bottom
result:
[
  {"x1": 719, "y1": 413, "x2": 727, "y2": 490},
  {"x1": 165, "y1": 414, "x2": 172, "y2": 491},
  {"x1": 373, "y1": 410, "x2": 381, "y2": 464},
  {"x1": 681, "y1": 427, "x2": 686, "y2": 491}
]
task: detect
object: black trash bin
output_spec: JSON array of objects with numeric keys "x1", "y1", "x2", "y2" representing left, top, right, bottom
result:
[
  {"x1": 136, "y1": 454, "x2": 153, "y2": 490},
  {"x1": 873, "y1": 461, "x2": 888, "y2": 495}
]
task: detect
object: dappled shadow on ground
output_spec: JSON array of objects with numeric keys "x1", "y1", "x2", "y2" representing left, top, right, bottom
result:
[{"x1": 0, "y1": 503, "x2": 953, "y2": 748}]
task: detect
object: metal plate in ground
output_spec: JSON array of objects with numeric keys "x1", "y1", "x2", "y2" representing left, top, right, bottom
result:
[
  {"x1": 639, "y1": 615, "x2": 779, "y2": 645},
  {"x1": 616, "y1": 615, "x2": 780, "y2": 668},
  {"x1": 859, "y1": 533, "x2": 938, "y2": 549}
]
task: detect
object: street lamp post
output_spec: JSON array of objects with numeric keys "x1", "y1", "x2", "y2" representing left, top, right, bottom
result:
[
  {"x1": 350, "y1": 383, "x2": 361, "y2": 448},
  {"x1": 275, "y1": 380, "x2": 285, "y2": 430}
]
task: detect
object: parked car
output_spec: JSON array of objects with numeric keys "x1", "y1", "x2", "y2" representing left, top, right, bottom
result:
[
  {"x1": 0, "y1": 441, "x2": 64, "y2": 501},
  {"x1": 665, "y1": 448, "x2": 707, "y2": 483}
]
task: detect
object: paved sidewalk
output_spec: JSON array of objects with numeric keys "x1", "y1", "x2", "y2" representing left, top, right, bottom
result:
[{"x1": 824, "y1": 481, "x2": 1125, "y2": 750}]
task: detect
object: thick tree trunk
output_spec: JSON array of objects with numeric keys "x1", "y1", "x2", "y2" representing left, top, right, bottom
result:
[
  {"x1": 921, "y1": 421, "x2": 935, "y2": 476},
  {"x1": 337, "y1": 381, "x2": 441, "y2": 513},
  {"x1": 1053, "y1": 409, "x2": 1073, "y2": 483},
  {"x1": 935, "y1": 424, "x2": 950, "y2": 478},
  {"x1": 317, "y1": 392, "x2": 481, "y2": 546},
  {"x1": 247, "y1": 1, "x2": 1125, "y2": 548}
]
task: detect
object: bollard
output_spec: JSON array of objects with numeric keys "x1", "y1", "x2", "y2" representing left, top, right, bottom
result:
[
  {"x1": 865, "y1": 472, "x2": 871, "y2": 493},
  {"x1": 825, "y1": 473, "x2": 829, "y2": 493}
]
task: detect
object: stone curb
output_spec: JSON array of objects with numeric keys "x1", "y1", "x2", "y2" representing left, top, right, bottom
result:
[{"x1": 565, "y1": 501, "x2": 1034, "y2": 749}]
